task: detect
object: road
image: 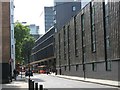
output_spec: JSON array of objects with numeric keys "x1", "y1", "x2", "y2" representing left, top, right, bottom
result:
[{"x1": 26, "y1": 73, "x2": 118, "y2": 90}]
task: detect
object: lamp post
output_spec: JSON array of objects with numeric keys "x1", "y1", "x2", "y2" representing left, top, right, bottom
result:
[{"x1": 27, "y1": 54, "x2": 30, "y2": 79}]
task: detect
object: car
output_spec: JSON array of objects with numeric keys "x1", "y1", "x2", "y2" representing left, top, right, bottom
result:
[
  {"x1": 25, "y1": 70, "x2": 33, "y2": 76},
  {"x1": 39, "y1": 70, "x2": 46, "y2": 74}
]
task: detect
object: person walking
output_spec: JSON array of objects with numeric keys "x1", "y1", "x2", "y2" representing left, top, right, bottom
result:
[{"x1": 13, "y1": 69, "x2": 17, "y2": 80}]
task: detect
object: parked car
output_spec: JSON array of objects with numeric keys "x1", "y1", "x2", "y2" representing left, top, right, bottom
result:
[
  {"x1": 25, "y1": 70, "x2": 33, "y2": 76},
  {"x1": 39, "y1": 70, "x2": 46, "y2": 74}
]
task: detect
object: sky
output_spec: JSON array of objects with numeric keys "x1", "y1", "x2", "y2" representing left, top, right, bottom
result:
[{"x1": 14, "y1": 0, "x2": 54, "y2": 34}]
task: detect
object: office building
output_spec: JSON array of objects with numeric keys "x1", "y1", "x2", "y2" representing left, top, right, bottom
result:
[
  {"x1": 55, "y1": 1, "x2": 120, "y2": 81},
  {"x1": 30, "y1": 26, "x2": 56, "y2": 71},
  {"x1": 29, "y1": 24, "x2": 40, "y2": 40},
  {"x1": 44, "y1": 7, "x2": 54, "y2": 32},
  {"x1": 54, "y1": 0, "x2": 81, "y2": 31}
]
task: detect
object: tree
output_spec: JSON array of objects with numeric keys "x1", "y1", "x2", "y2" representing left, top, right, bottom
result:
[
  {"x1": 14, "y1": 22, "x2": 35, "y2": 64},
  {"x1": 22, "y1": 37, "x2": 35, "y2": 64}
]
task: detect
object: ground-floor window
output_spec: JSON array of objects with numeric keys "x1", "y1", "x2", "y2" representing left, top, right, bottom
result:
[
  {"x1": 106, "y1": 61, "x2": 111, "y2": 71},
  {"x1": 92, "y1": 63, "x2": 97, "y2": 71}
]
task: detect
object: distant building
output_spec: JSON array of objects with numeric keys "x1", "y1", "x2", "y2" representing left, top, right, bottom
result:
[
  {"x1": 29, "y1": 24, "x2": 40, "y2": 40},
  {"x1": 54, "y1": 0, "x2": 81, "y2": 31},
  {"x1": 30, "y1": 26, "x2": 56, "y2": 71},
  {"x1": 44, "y1": 7, "x2": 54, "y2": 32},
  {"x1": 29, "y1": 24, "x2": 39, "y2": 35}
]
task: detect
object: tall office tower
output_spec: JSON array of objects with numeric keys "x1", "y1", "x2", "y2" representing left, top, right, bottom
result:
[
  {"x1": 44, "y1": 7, "x2": 54, "y2": 32},
  {"x1": 54, "y1": 0, "x2": 81, "y2": 32},
  {"x1": 0, "y1": 1, "x2": 11, "y2": 83}
]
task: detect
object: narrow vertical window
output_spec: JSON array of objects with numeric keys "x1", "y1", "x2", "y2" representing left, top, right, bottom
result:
[
  {"x1": 64, "y1": 66, "x2": 67, "y2": 71},
  {"x1": 106, "y1": 61, "x2": 111, "y2": 71},
  {"x1": 91, "y1": 2, "x2": 96, "y2": 52},
  {"x1": 104, "y1": 1, "x2": 111, "y2": 71},
  {"x1": 81, "y1": 13, "x2": 86, "y2": 70},
  {"x1": 11, "y1": 30, "x2": 13, "y2": 39},
  {"x1": 63, "y1": 26, "x2": 66, "y2": 61},
  {"x1": 81, "y1": 14, "x2": 85, "y2": 37},
  {"x1": 104, "y1": 2, "x2": 110, "y2": 51},
  {"x1": 74, "y1": 15, "x2": 78, "y2": 57},
  {"x1": 12, "y1": 45, "x2": 14, "y2": 54},
  {"x1": 59, "y1": 33, "x2": 61, "y2": 60},
  {"x1": 92, "y1": 63, "x2": 97, "y2": 71},
  {"x1": 67, "y1": 25, "x2": 70, "y2": 71},
  {"x1": 76, "y1": 65, "x2": 79, "y2": 71}
]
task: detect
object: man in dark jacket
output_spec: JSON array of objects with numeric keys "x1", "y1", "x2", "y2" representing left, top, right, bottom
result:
[{"x1": 13, "y1": 69, "x2": 17, "y2": 80}]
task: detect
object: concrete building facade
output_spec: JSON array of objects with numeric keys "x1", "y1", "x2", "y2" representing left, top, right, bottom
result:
[
  {"x1": 0, "y1": 1, "x2": 11, "y2": 83},
  {"x1": 55, "y1": 1, "x2": 120, "y2": 81}
]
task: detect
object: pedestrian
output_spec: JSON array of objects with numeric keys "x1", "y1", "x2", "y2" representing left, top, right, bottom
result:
[
  {"x1": 55, "y1": 69, "x2": 57, "y2": 75},
  {"x1": 46, "y1": 68, "x2": 49, "y2": 75},
  {"x1": 13, "y1": 69, "x2": 17, "y2": 80}
]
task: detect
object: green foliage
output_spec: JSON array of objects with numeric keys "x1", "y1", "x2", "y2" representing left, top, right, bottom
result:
[{"x1": 14, "y1": 22, "x2": 35, "y2": 64}]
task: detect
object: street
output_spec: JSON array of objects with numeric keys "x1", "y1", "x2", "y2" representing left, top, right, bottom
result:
[{"x1": 26, "y1": 73, "x2": 118, "y2": 90}]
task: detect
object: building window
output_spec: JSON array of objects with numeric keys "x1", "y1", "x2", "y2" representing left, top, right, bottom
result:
[
  {"x1": 81, "y1": 13, "x2": 86, "y2": 64},
  {"x1": 12, "y1": 45, "x2": 14, "y2": 54},
  {"x1": 59, "y1": 33, "x2": 61, "y2": 60},
  {"x1": 64, "y1": 52, "x2": 66, "y2": 61},
  {"x1": 11, "y1": 30, "x2": 13, "y2": 39},
  {"x1": 64, "y1": 66, "x2": 67, "y2": 71},
  {"x1": 63, "y1": 26, "x2": 66, "y2": 46},
  {"x1": 54, "y1": 10, "x2": 56, "y2": 15},
  {"x1": 67, "y1": 25, "x2": 71, "y2": 71},
  {"x1": 91, "y1": 2, "x2": 96, "y2": 52},
  {"x1": 74, "y1": 15, "x2": 78, "y2": 57},
  {"x1": 67, "y1": 25, "x2": 70, "y2": 56},
  {"x1": 106, "y1": 61, "x2": 111, "y2": 71},
  {"x1": 54, "y1": 20, "x2": 56, "y2": 23},
  {"x1": 106, "y1": 36, "x2": 110, "y2": 49},
  {"x1": 104, "y1": 2, "x2": 110, "y2": 54},
  {"x1": 92, "y1": 63, "x2": 97, "y2": 71},
  {"x1": 76, "y1": 65, "x2": 79, "y2": 71},
  {"x1": 72, "y1": 6, "x2": 76, "y2": 11},
  {"x1": 63, "y1": 26, "x2": 66, "y2": 61},
  {"x1": 81, "y1": 14, "x2": 85, "y2": 37}
]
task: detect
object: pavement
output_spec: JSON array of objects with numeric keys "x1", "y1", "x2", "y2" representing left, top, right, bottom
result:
[
  {"x1": 1, "y1": 75, "x2": 28, "y2": 89},
  {"x1": 50, "y1": 73, "x2": 119, "y2": 88},
  {"x1": 1, "y1": 73, "x2": 119, "y2": 89}
]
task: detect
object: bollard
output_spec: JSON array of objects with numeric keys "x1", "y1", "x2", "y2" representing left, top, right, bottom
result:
[
  {"x1": 32, "y1": 80, "x2": 34, "y2": 90},
  {"x1": 29, "y1": 79, "x2": 32, "y2": 90},
  {"x1": 35, "y1": 82, "x2": 38, "y2": 90},
  {"x1": 39, "y1": 85, "x2": 43, "y2": 90}
]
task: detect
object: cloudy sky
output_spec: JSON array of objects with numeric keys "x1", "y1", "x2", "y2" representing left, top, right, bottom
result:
[{"x1": 14, "y1": 0, "x2": 54, "y2": 34}]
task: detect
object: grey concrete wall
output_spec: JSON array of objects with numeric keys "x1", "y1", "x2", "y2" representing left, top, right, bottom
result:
[{"x1": 55, "y1": 1, "x2": 120, "y2": 81}]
